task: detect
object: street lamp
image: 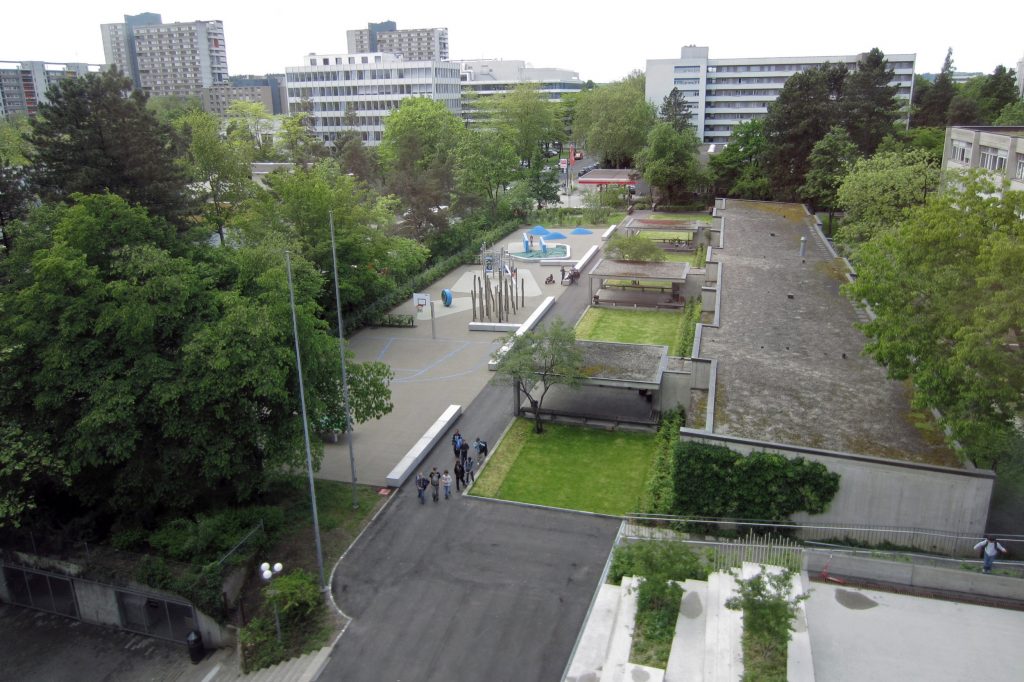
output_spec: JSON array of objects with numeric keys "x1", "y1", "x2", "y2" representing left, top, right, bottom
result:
[{"x1": 260, "y1": 561, "x2": 284, "y2": 645}]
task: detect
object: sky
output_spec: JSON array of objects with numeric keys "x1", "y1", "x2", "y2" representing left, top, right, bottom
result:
[{"x1": 3, "y1": 1, "x2": 1022, "y2": 83}]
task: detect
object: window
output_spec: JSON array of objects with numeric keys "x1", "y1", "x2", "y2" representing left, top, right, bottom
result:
[
  {"x1": 950, "y1": 141, "x2": 971, "y2": 164},
  {"x1": 1016, "y1": 154, "x2": 1024, "y2": 180},
  {"x1": 979, "y1": 145, "x2": 1008, "y2": 172},
  {"x1": 674, "y1": 65, "x2": 700, "y2": 73},
  {"x1": 673, "y1": 78, "x2": 699, "y2": 86}
]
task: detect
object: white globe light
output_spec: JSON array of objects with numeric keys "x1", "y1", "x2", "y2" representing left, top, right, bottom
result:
[
  {"x1": 260, "y1": 562, "x2": 270, "y2": 573},
  {"x1": 273, "y1": 562, "x2": 283, "y2": 574},
  {"x1": 262, "y1": 569, "x2": 273, "y2": 580}
]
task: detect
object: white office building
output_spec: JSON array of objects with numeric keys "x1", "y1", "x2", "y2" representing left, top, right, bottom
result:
[
  {"x1": 942, "y1": 126, "x2": 1024, "y2": 195},
  {"x1": 101, "y1": 13, "x2": 228, "y2": 98},
  {"x1": 285, "y1": 52, "x2": 461, "y2": 146},
  {"x1": 646, "y1": 46, "x2": 916, "y2": 144},
  {"x1": 458, "y1": 59, "x2": 583, "y2": 122}
]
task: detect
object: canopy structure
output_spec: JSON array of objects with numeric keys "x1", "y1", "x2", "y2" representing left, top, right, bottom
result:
[
  {"x1": 570, "y1": 227, "x2": 593, "y2": 235},
  {"x1": 587, "y1": 258, "x2": 691, "y2": 306},
  {"x1": 577, "y1": 169, "x2": 637, "y2": 186},
  {"x1": 546, "y1": 232, "x2": 567, "y2": 240},
  {"x1": 527, "y1": 226, "x2": 550, "y2": 236}
]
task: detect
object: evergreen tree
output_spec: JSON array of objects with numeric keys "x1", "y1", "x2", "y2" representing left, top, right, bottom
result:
[
  {"x1": 915, "y1": 49, "x2": 956, "y2": 127},
  {"x1": 659, "y1": 87, "x2": 693, "y2": 132},
  {"x1": 842, "y1": 49, "x2": 900, "y2": 155},
  {"x1": 977, "y1": 65, "x2": 1019, "y2": 123},
  {"x1": 28, "y1": 69, "x2": 190, "y2": 225}
]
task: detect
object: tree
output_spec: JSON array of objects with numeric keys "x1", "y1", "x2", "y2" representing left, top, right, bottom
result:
[
  {"x1": 994, "y1": 99, "x2": 1024, "y2": 125},
  {"x1": 493, "y1": 319, "x2": 585, "y2": 434},
  {"x1": 519, "y1": 150, "x2": 561, "y2": 210},
  {"x1": 659, "y1": 87, "x2": 693, "y2": 132},
  {"x1": 946, "y1": 94, "x2": 983, "y2": 126},
  {"x1": 28, "y1": 68, "x2": 190, "y2": 224},
  {"x1": 482, "y1": 84, "x2": 562, "y2": 164},
  {"x1": 455, "y1": 126, "x2": 518, "y2": 216},
  {"x1": 976, "y1": 66, "x2": 1019, "y2": 123},
  {"x1": 605, "y1": 233, "x2": 667, "y2": 262},
  {"x1": 875, "y1": 127, "x2": 946, "y2": 162},
  {"x1": 0, "y1": 163, "x2": 33, "y2": 253},
  {"x1": 798, "y1": 126, "x2": 859, "y2": 226},
  {"x1": 227, "y1": 100, "x2": 280, "y2": 161},
  {"x1": 842, "y1": 49, "x2": 900, "y2": 155},
  {"x1": 278, "y1": 112, "x2": 327, "y2": 164},
  {"x1": 146, "y1": 95, "x2": 202, "y2": 125},
  {"x1": 708, "y1": 120, "x2": 771, "y2": 199},
  {"x1": 573, "y1": 72, "x2": 656, "y2": 167},
  {"x1": 843, "y1": 174, "x2": 1024, "y2": 469},
  {"x1": 834, "y1": 149, "x2": 938, "y2": 246},
  {"x1": 0, "y1": 422, "x2": 70, "y2": 528},
  {"x1": 635, "y1": 122, "x2": 702, "y2": 203},
  {"x1": 0, "y1": 193, "x2": 395, "y2": 522},
  {"x1": 175, "y1": 109, "x2": 256, "y2": 245},
  {"x1": 915, "y1": 49, "x2": 956, "y2": 127},
  {"x1": 0, "y1": 114, "x2": 33, "y2": 165},
  {"x1": 762, "y1": 62, "x2": 847, "y2": 200}
]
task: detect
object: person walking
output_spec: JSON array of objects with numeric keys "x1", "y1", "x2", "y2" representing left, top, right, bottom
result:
[
  {"x1": 428, "y1": 467, "x2": 441, "y2": 503},
  {"x1": 459, "y1": 440, "x2": 470, "y2": 468},
  {"x1": 441, "y1": 470, "x2": 453, "y2": 500},
  {"x1": 974, "y1": 535, "x2": 1008, "y2": 574},
  {"x1": 560, "y1": 266, "x2": 566, "y2": 283},
  {"x1": 454, "y1": 459, "x2": 465, "y2": 492},
  {"x1": 415, "y1": 472, "x2": 428, "y2": 505},
  {"x1": 465, "y1": 455, "x2": 476, "y2": 485},
  {"x1": 473, "y1": 437, "x2": 488, "y2": 459},
  {"x1": 452, "y1": 430, "x2": 464, "y2": 457}
]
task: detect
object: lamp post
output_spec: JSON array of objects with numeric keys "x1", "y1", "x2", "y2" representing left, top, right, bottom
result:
[
  {"x1": 328, "y1": 211, "x2": 359, "y2": 511},
  {"x1": 260, "y1": 561, "x2": 284, "y2": 644}
]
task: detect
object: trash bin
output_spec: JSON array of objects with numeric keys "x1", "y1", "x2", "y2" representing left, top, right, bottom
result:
[{"x1": 186, "y1": 629, "x2": 205, "y2": 664}]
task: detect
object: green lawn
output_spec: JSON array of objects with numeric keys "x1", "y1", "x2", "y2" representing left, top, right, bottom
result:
[
  {"x1": 576, "y1": 307, "x2": 684, "y2": 348},
  {"x1": 637, "y1": 230, "x2": 695, "y2": 242},
  {"x1": 663, "y1": 252, "x2": 699, "y2": 264},
  {"x1": 470, "y1": 419, "x2": 656, "y2": 515},
  {"x1": 647, "y1": 212, "x2": 712, "y2": 222}
]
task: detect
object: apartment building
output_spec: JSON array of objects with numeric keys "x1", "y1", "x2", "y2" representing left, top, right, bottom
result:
[
  {"x1": 646, "y1": 46, "x2": 916, "y2": 144},
  {"x1": 202, "y1": 76, "x2": 286, "y2": 117},
  {"x1": 347, "y1": 22, "x2": 449, "y2": 62},
  {"x1": 285, "y1": 52, "x2": 461, "y2": 145},
  {"x1": 101, "y1": 13, "x2": 228, "y2": 98},
  {"x1": 942, "y1": 126, "x2": 1024, "y2": 193},
  {"x1": 0, "y1": 61, "x2": 103, "y2": 118}
]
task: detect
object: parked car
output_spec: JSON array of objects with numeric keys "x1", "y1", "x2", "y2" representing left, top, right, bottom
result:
[
  {"x1": 544, "y1": 148, "x2": 559, "y2": 158},
  {"x1": 574, "y1": 151, "x2": 584, "y2": 160}
]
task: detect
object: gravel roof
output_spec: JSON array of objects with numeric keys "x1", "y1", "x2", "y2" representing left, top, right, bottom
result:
[
  {"x1": 588, "y1": 259, "x2": 690, "y2": 281},
  {"x1": 576, "y1": 340, "x2": 667, "y2": 386}
]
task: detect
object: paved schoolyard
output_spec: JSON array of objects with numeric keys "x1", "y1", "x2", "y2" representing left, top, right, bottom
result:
[{"x1": 317, "y1": 228, "x2": 605, "y2": 486}]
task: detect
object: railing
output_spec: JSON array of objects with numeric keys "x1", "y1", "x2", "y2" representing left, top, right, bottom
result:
[{"x1": 623, "y1": 514, "x2": 1024, "y2": 559}]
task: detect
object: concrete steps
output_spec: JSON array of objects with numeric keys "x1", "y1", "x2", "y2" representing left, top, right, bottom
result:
[
  {"x1": 225, "y1": 646, "x2": 331, "y2": 682},
  {"x1": 565, "y1": 583, "x2": 621, "y2": 681},
  {"x1": 702, "y1": 571, "x2": 743, "y2": 682},
  {"x1": 600, "y1": 576, "x2": 639, "y2": 682},
  {"x1": 664, "y1": 580, "x2": 707, "y2": 682}
]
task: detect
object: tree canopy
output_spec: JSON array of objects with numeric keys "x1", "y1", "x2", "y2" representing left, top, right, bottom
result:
[
  {"x1": 635, "y1": 122, "x2": 703, "y2": 203},
  {"x1": 28, "y1": 68, "x2": 190, "y2": 225},
  {"x1": 798, "y1": 126, "x2": 859, "y2": 224},
  {"x1": 572, "y1": 72, "x2": 656, "y2": 168},
  {"x1": 844, "y1": 175, "x2": 1024, "y2": 469}
]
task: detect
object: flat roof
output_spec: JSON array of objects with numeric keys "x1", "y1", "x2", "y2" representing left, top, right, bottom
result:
[
  {"x1": 588, "y1": 258, "x2": 690, "y2": 282},
  {"x1": 700, "y1": 200, "x2": 959, "y2": 467},
  {"x1": 578, "y1": 169, "x2": 636, "y2": 185},
  {"x1": 577, "y1": 340, "x2": 668, "y2": 388}
]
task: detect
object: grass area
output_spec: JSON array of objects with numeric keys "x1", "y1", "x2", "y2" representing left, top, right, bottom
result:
[
  {"x1": 647, "y1": 212, "x2": 712, "y2": 222},
  {"x1": 636, "y1": 230, "x2": 695, "y2": 241},
  {"x1": 576, "y1": 307, "x2": 684, "y2": 349},
  {"x1": 663, "y1": 251, "x2": 699, "y2": 265},
  {"x1": 740, "y1": 629, "x2": 788, "y2": 682},
  {"x1": 470, "y1": 419, "x2": 657, "y2": 515}
]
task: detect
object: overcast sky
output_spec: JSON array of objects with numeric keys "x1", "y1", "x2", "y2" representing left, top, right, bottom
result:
[{"x1": 4, "y1": 1, "x2": 1022, "y2": 83}]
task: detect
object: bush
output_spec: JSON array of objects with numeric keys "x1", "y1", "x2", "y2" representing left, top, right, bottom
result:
[
  {"x1": 609, "y1": 540, "x2": 709, "y2": 585},
  {"x1": 676, "y1": 298, "x2": 702, "y2": 357},
  {"x1": 240, "y1": 615, "x2": 286, "y2": 673},
  {"x1": 640, "y1": 410, "x2": 684, "y2": 514},
  {"x1": 147, "y1": 506, "x2": 282, "y2": 565},
  {"x1": 725, "y1": 569, "x2": 807, "y2": 682},
  {"x1": 672, "y1": 443, "x2": 840, "y2": 521},
  {"x1": 631, "y1": 577, "x2": 683, "y2": 667},
  {"x1": 264, "y1": 569, "x2": 321, "y2": 625}
]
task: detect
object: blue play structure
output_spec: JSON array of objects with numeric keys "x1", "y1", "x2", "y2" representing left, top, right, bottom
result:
[
  {"x1": 441, "y1": 289, "x2": 453, "y2": 307},
  {"x1": 522, "y1": 233, "x2": 530, "y2": 252},
  {"x1": 539, "y1": 236, "x2": 548, "y2": 255}
]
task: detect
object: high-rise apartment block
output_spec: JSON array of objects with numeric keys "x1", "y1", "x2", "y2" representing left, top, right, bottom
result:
[
  {"x1": 100, "y1": 13, "x2": 228, "y2": 98},
  {"x1": 286, "y1": 51, "x2": 461, "y2": 146},
  {"x1": 0, "y1": 61, "x2": 103, "y2": 119},
  {"x1": 347, "y1": 22, "x2": 449, "y2": 62},
  {"x1": 646, "y1": 46, "x2": 916, "y2": 144},
  {"x1": 202, "y1": 76, "x2": 287, "y2": 118}
]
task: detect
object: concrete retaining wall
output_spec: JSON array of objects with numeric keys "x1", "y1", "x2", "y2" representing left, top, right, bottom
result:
[
  {"x1": 468, "y1": 322, "x2": 520, "y2": 333},
  {"x1": 384, "y1": 404, "x2": 462, "y2": 487},
  {"x1": 804, "y1": 552, "x2": 1024, "y2": 602},
  {"x1": 678, "y1": 429, "x2": 994, "y2": 541},
  {"x1": 488, "y1": 296, "x2": 556, "y2": 370}
]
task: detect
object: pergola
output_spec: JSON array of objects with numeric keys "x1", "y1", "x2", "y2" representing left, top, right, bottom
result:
[
  {"x1": 576, "y1": 340, "x2": 668, "y2": 389},
  {"x1": 577, "y1": 169, "x2": 637, "y2": 187},
  {"x1": 586, "y1": 258, "x2": 690, "y2": 304}
]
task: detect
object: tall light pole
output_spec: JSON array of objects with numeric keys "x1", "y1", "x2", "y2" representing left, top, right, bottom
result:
[
  {"x1": 285, "y1": 251, "x2": 327, "y2": 591},
  {"x1": 328, "y1": 211, "x2": 359, "y2": 511},
  {"x1": 260, "y1": 561, "x2": 283, "y2": 644}
]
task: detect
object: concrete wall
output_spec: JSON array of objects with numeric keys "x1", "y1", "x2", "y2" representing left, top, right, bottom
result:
[
  {"x1": 678, "y1": 429, "x2": 994, "y2": 542},
  {"x1": 74, "y1": 580, "x2": 122, "y2": 625},
  {"x1": 660, "y1": 370, "x2": 690, "y2": 412}
]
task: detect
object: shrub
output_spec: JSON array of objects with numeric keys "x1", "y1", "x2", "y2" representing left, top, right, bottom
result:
[
  {"x1": 147, "y1": 507, "x2": 281, "y2": 565},
  {"x1": 240, "y1": 615, "x2": 286, "y2": 673},
  {"x1": 632, "y1": 577, "x2": 683, "y2": 667},
  {"x1": 725, "y1": 569, "x2": 807, "y2": 682},
  {"x1": 609, "y1": 540, "x2": 709, "y2": 585},
  {"x1": 264, "y1": 569, "x2": 321, "y2": 625},
  {"x1": 640, "y1": 409, "x2": 684, "y2": 514},
  {"x1": 676, "y1": 298, "x2": 702, "y2": 357},
  {"x1": 672, "y1": 443, "x2": 840, "y2": 521}
]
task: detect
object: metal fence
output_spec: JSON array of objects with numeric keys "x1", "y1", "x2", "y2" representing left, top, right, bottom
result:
[{"x1": 623, "y1": 514, "x2": 1024, "y2": 559}]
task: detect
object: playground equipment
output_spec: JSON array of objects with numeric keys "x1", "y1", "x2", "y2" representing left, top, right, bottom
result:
[
  {"x1": 473, "y1": 243, "x2": 526, "y2": 323},
  {"x1": 441, "y1": 289, "x2": 453, "y2": 307}
]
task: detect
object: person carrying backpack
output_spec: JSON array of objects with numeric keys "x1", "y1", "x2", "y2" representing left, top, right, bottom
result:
[
  {"x1": 428, "y1": 467, "x2": 441, "y2": 503},
  {"x1": 974, "y1": 535, "x2": 1008, "y2": 574},
  {"x1": 474, "y1": 437, "x2": 488, "y2": 458},
  {"x1": 415, "y1": 472, "x2": 429, "y2": 505},
  {"x1": 452, "y1": 431, "x2": 464, "y2": 457}
]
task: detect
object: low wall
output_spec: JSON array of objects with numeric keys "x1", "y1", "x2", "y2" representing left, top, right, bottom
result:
[
  {"x1": 384, "y1": 404, "x2": 462, "y2": 487},
  {"x1": 488, "y1": 296, "x2": 556, "y2": 370},
  {"x1": 678, "y1": 429, "x2": 994, "y2": 543},
  {"x1": 804, "y1": 552, "x2": 1024, "y2": 602},
  {"x1": 601, "y1": 224, "x2": 618, "y2": 240},
  {"x1": 468, "y1": 322, "x2": 520, "y2": 333}
]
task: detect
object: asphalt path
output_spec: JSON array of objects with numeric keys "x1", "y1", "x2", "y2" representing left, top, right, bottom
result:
[{"x1": 322, "y1": 252, "x2": 616, "y2": 682}]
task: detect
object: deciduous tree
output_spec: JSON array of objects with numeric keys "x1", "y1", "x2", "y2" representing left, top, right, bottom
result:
[
  {"x1": 573, "y1": 72, "x2": 656, "y2": 168},
  {"x1": 635, "y1": 122, "x2": 702, "y2": 203},
  {"x1": 799, "y1": 126, "x2": 859, "y2": 226}
]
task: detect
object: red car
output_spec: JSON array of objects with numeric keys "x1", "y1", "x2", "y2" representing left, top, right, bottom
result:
[{"x1": 574, "y1": 151, "x2": 583, "y2": 160}]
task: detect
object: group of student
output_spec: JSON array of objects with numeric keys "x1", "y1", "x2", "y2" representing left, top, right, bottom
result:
[{"x1": 414, "y1": 430, "x2": 488, "y2": 504}]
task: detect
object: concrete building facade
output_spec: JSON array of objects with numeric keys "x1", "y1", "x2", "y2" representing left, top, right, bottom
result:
[
  {"x1": 285, "y1": 52, "x2": 461, "y2": 146},
  {"x1": 646, "y1": 46, "x2": 916, "y2": 144},
  {"x1": 0, "y1": 61, "x2": 103, "y2": 118},
  {"x1": 942, "y1": 126, "x2": 1024, "y2": 193},
  {"x1": 347, "y1": 23, "x2": 449, "y2": 62},
  {"x1": 101, "y1": 13, "x2": 228, "y2": 98},
  {"x1": 459, "y1": 59, "x2": 583, "y2": 123},
  {"x1": 201, "y1": 75, "x2": 286, "y2": 117}
]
